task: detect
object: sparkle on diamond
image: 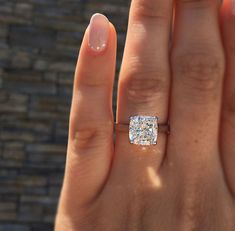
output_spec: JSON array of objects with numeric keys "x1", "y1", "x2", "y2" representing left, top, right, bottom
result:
[{"x1": 129, "y1": 116, "x2": 158, "y2": 146}]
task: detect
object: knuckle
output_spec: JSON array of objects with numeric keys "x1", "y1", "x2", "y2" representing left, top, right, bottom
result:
[
  {"x1": 70, "y1": 120, "x2": 113, "y2": 152},
  {"x1": 124, "y1": 69, "x2": 169, "y2": 106},
  {"x1": 172, "y1": 51, "x2": 224, "y2": 100}
]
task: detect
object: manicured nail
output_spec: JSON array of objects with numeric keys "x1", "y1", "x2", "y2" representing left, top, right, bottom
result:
[
  {"x1": 88, "y1": 13, "x2": 109, "y2": 52},
  {"x1": 232, "y1": 0, "x2": 235, "y2": 15}
]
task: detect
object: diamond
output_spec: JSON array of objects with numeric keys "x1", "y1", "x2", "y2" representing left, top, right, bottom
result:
[{"x1": 129, "y1": 116, "x2": 158, "y2": 146}]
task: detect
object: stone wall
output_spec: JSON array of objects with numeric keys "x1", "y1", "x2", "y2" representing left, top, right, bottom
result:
[{"x1": 0, "y1": 1, "x2": 129, "y2": 230}]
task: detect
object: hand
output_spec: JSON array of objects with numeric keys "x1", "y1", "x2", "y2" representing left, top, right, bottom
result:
[{"x1": 55, "y1": 0, "x2": 235, "y2": 230}]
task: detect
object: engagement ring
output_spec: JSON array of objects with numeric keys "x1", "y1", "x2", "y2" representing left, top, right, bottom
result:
[{"x1": 115, "y1": 115, "x2": 170, "y2": 146}]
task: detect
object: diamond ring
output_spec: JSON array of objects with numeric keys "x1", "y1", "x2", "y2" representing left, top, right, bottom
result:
[{"x1": 115, "y1": 115, "x2": 170, "y2": 146}]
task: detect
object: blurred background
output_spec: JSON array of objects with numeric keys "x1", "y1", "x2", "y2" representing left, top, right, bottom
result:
[{"x1": 0, "y1": 0, "x2": 129, "y2": 230}]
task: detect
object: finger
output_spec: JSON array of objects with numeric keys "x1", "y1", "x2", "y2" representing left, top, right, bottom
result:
[
  {"x1": 168, "y1": 0, "x2": 225, "y2": 170},
  {"x1": 115, "y1": 0, "x2": 173, "y2": 171},
  {"x1": 57, "y1": 14, "x2": 117, "y2": 217},
  {"x1": 221, "y1": 0, "x2": 235, "y2": 195}
]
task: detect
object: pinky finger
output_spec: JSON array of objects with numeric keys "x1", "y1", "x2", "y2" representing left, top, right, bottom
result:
[{"x1": 55, "y1": 13, "x2": 117, "y2": 225}]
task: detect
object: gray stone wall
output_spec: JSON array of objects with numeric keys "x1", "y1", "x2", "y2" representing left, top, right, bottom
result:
[{"x1": 0, "y1": 1, "x2": 129, "y2": 230}]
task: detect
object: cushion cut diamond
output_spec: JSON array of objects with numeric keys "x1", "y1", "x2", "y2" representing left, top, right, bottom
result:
[{"x1": 129, "y1": 116, "x2": 158, "y2": 146}]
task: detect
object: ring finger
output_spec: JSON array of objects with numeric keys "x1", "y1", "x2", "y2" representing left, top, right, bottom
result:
[{"x1": 115, "y1": 0, "x2": 173, "y2": 173}]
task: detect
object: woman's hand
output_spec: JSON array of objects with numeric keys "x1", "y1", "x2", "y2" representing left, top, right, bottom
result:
[{"x1": 55, "y1": 0, "x2": 235, "y2": 230}]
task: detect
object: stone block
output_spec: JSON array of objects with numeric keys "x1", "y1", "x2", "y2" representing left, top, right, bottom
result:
[
  {"x1": 42, "y1": 213, "x2": 55, "y2": 223},
  {"x1": 28, "y1": 153, "x2": 66, "y2": 164},
  {"x1": 8, "y1": 92, "x2": 28, "y2": 103},
  {"x1": 25, "y1": 143, "x2": 66, "y2": 167},
  {"x1": 57, "y1": 85, "x2": 73, "y2": 98},
  {"x1": 26, "y1": 144, "x2": 66, "y2": 154},
  {"x1": 0, "y1": 212, "x2": 16, "y2": 221},
  {"x1": 4, "y1": 142, "x2": 24, "y2": 149},
  {"x1": 2, "y1": 149, "x2": 25, "y2": 160},
  {"x1": 34, "y1": 17, "x2": 83, "y2": 31},
  {"x1": 0, "y1": 24, "x2": 8, "y2": 38},
  {"x1": 0, "y1": 159, "x2": 23, "y2": 168},
  {"x1": 0, "y1": 42, "x2": 10, "y2": 61},
  {"x1": 0, "y1": 202, "x2": 16, "y2": 211},
  {"x1": 23, "y1": 186, "x2": 47, "y2": 196},
  {"x1": 0, "y1": 93, "x2": 28, "y2": 113},
  {"x1": 9, "y1": 25, "x2": 56, "y2": 49},
  {"x1": 55, "y1": 121, "x2": 69, "y2": 143},
  {"x1": 17, "y1": 204, "x2": 43, "y2": 222},
  {"x1": 11, "y1": 51, "x2": 32, "y2": 69},
  {"x1": 30, "y1": 96, "x2": 60, "y2": 112},
  {"x1": 14, "y1": 3, "x2": 33, "y2": 18},
  {"x1": 51, "y1": 44, "x2": 79, "y2": 59},
  {"x1": 28, "y1": 110, "x2": 68, "y2": 121},
  {"x1": 33, "y1": 59, "x2": 48, "y2": 71},
  {"x1": 3, "y1": 69, "x2": 43, "y2": 82},
  {"x1": 57, "y1": 30, "x2": 83, "y2": 45},
  {"x1": 43, "y1": 71, "x2": 57, "y2": 82},
  {"x1": 0, "y1": 14, "x2": 29, "y2": 25},
  {"x1": 3, "y1": 120, "x2": 52, "y2": 134},
  {"x1": 0, "y1": 130, "x2": 50, "y2": 143},
  {"x1": 0, "y1": 92, "x2": 28, "y2": 113},
  {"x1": 0, "y1": 194, "x2": 18, "y2": 203},
  {"x1": 0, "y1": 2, "x2": 13, "y2": 14},
  {"x1": 57, "y1": 72, "x2": 73, "y2": 85},
  {"x1": 31, "y1": 224, "x2": 53, "y2": 231},
  {"x1": 48, "y1": 173, "x2": 64, "y2": 185},
  {"x1": 0, "y1": 90, "x2": 8, "y2": 102},
  {"x1": 3, "y1": 80, "x2": 57, "y2": 95},
  {"x1": 0, "y1": 169, "x2": 18, "y2": 177},
  {"x1": 49, "y1": 61, "x2": 75, "y2": 72},
  {"x1": 48, "y1": 186, "x2": 61, "y2": 196},
  {"x1": 25, "y1": 162, "x2": 65, "y2": 170},
  {"x1": 20, "y1": 195, "x2": 58, "y2": 205},
  {"x1": 0, "y1": 224, "x2": 30, "y2": 231},
  {"x1": 18, "y1": 176, "x2": 47, "y2": 187}
]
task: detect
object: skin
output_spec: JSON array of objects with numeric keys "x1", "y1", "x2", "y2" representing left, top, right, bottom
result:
[{"x1": 55, "y1": 0, "x2": 235, "y2": 230}]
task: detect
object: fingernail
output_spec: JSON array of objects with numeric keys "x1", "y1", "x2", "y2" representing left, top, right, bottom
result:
[
  {"x1": 88, "y1": 13, "x2": 109, "y2": 52},
  {"x1": 232, "y1": 0, "x2": 235, "y2": 15}
]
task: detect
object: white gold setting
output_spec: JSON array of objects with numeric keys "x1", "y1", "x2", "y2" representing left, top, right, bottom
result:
[{"x1": 129, "y1": 116, "x2": 158, "y2": 146}]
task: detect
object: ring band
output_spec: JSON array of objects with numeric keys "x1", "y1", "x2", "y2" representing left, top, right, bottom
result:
[{"x1": 115, "y1": 115, "x2": 170, "y2": 146}]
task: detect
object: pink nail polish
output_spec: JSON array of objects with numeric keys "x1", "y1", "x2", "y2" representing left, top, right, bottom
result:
[{"x1": 88, "y1": 13, "x2": 109, "y2": 52}]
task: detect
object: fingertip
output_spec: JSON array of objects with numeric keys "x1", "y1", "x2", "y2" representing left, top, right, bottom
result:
[
  {"x1": 88, "y1": 13, "x2": 109, "y2": 52},
  {"x1": 78, "y1": 15, "x2": 117, "y2": 61},
  {"x1": 74, "y1": 14, "x2": 117, "y2": 86}
]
